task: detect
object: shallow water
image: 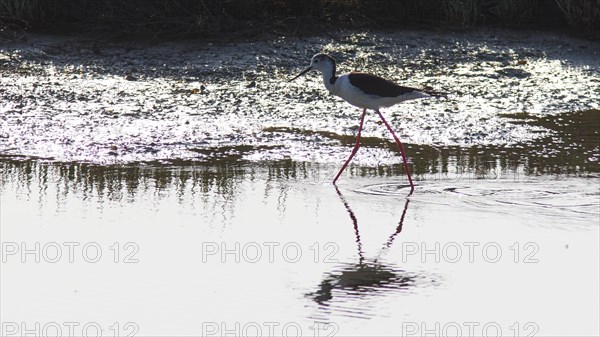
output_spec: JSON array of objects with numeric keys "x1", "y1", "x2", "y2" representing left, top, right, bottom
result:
[
  {"x1": 1, "y1": 159, "x2": 598, "y2": 336},
  {"x1": 1, "y1": 30, "x2": 600, "y2": 336}
]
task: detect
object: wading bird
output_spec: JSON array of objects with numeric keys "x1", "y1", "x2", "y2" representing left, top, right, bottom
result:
[{"x1": 290, "y1": 53, "x2": 438, "y2": 194}]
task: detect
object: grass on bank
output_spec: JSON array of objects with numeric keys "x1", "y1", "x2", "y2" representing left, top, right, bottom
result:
[{"x1": 1, "y1": 0, "x2": 598, "y2": 39}]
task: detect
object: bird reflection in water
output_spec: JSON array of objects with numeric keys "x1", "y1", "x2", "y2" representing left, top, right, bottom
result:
[{"x1": 308, "y1": 186, "x2": 416, "y2": 316}]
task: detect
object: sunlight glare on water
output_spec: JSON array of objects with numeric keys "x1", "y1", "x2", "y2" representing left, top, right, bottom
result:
[{"x1": 1, "y1": 31, "x2": 599, "y2": 163}]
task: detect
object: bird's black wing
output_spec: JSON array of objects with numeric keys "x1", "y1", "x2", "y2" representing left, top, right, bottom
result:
[{"x1": 348, "y1": 72, "x2": 420, "y2": 97}]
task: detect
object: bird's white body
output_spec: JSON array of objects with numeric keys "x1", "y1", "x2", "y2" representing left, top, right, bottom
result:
[
  {"x1": 323, "y1": 73, "x2": 430, "y2": 110},
  {"x1": 290, "y1": 53, "x2": 430, "y2": 110}
]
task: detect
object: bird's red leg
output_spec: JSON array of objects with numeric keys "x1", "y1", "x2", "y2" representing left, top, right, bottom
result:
[
  {"x1": 333, "y1": 108, "x2": 367, "y2": 184},
  {"x1": 376, "y1": 110, "x2": 415, "y2": 195}
]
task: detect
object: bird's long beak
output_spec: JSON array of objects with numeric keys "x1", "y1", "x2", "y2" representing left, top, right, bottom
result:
[{"x1": 289, "y1": 66, "x2": 312, "y2": 82}]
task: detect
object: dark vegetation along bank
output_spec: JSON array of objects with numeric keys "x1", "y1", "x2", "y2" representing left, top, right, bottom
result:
[{"x1": 1, "y1": 0, "x2": 599, "y2": 40}]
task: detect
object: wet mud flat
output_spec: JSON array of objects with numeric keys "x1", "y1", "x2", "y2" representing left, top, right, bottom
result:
[{"x1": 0, "y1": 29, "x2": 599, "y2": 169}]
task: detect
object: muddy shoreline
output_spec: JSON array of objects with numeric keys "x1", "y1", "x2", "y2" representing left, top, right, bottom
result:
[{"x1": 1, "y1": 29, "x2": 599, "y2": 173}]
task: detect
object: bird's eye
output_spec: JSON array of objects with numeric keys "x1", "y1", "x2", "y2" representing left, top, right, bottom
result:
[{"x1": 314, "y1": 60, "x2": 319, "y2": 63}]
